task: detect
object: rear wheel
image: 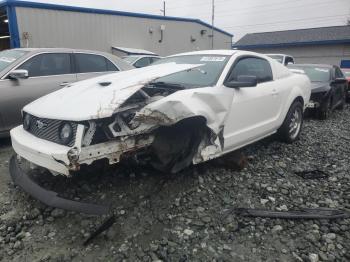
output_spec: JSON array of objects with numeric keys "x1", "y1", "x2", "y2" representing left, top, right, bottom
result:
[{"x1": 278, "y1": 101, "x2": 303, "y2": 143}]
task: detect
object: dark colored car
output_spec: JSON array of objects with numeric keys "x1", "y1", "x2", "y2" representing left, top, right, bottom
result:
[
  {"x1": 289, "y1": 64, "x2": 347, "y2": 119},
  {"x1": 341, "y1": 68, "x2": 350, "y2": 101}
]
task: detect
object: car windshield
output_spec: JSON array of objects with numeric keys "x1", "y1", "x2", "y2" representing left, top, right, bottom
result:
[
  {"x1": 289, "y1": 65, "x2": 330, "y2": 82},
  {"x1": 123, "y1": 56, "x2": 140, "y2": 64},
  {"x1": 267, "y1": 55, "x2": 283, "y2": 63},
  {"x1": 151, "y1": 54, "x2": 230, "y2": 87},
  {"x1": 0, "y1": 49, "x2": 28, "y2": 71}
]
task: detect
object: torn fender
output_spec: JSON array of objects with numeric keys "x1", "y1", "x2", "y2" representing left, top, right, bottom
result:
[
  {"x1": 133, "y1": 87, "x2": 235, "y2": 162},
  {"x1": 134, "y1": 87, "x2": 234, "y2": 136}
]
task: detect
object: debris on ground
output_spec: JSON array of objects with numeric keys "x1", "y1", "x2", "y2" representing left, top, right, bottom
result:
[{"x1": 234, "y1": 208, "x2": 350, "y2": 220}]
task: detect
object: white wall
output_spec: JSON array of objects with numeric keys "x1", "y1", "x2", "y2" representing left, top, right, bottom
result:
[{"x1": 15, "y1": 7, "x2": 232, "y2": 56}]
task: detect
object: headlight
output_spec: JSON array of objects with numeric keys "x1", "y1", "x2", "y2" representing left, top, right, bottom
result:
[
  {"x1": 59, "y1": 122, "x2": 73, "y2": 145},
  {"x1": 23, "y1": 114, "x2": 31, "y2": 130}
]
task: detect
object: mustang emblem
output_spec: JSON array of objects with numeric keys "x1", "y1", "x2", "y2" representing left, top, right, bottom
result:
[{"x1": 36, "y1": 120, "x2": 48, "y2": 129}]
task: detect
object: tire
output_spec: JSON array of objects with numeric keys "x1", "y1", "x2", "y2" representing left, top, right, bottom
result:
[
  {"x1": 278, "y1": 101, "x2": 303, "y2": 143},
  {"x1": 338, "y1": 91, "x2": 346, "y2": 110},
  {"x1": 318, "y1": 96, "x2": 331, "y2": 120}
]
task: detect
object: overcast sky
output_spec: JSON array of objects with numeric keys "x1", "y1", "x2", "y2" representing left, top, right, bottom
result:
[{"x1": 29, "y1": 0, "x2": 350, "y2": 41}]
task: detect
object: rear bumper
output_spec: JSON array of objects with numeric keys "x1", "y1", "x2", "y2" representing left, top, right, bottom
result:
[{"x1": 9, "y1": 155, "x2": 109, "y2": 215}]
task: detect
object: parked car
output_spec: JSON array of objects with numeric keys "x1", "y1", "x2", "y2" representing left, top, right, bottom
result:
[
  {"x1": 289, "y1": 64, "x2": 347, "y2": 119},
  {"x1": 0, "y1": 48, "x2": 133, "y2": 137},
  {"x1": 341, "y1": 68, "x2": 350, "y2": 101},
  {"x1": 9, "y1": 50, "x2": 310, "y2": 214},
  {"x1": 123, "y1": 55, "x2": 161, "y2": 68},
  {"x1": 267, "y1": 54, "x2": 295, "y2": 66}
]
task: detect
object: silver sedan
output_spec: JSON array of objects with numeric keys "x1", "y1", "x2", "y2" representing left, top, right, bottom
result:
[{"x1": 0, "y1": 48, "x2": 133, "y2": 137}]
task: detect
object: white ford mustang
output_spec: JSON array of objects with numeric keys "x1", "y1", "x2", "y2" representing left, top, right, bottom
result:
[{"x1": 9, "y1": 50, "x2": 310, "y2": 213}]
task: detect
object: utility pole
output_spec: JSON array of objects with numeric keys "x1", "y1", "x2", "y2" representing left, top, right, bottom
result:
[
  {"x1": 211, "y1": 0, "x2": 215, "y2": 49},
  {"x1": 161, "y1": 1, "x2": 166, "y2": 16}
]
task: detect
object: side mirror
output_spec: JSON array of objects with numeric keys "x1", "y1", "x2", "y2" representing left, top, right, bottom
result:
[
  {"x1": 332, "y1": 78, "x2": 347, "y2": 84},
  {"x1": 8, "y1": 69, "x2": 29, "y2": 80},
  {"x1": 225, "y1": 75, "x2": 258, "y2": 88}
]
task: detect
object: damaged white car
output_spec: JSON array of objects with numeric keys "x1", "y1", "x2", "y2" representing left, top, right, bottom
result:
[{"x1": 9, "y1": 50, "x2": 311, "y2": 214}]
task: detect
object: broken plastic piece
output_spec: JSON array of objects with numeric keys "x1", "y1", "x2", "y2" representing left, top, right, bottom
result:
[
  {"x1": 234, "y1": 208, "x2": 350, "y2": 220},
  {"x1": 9, "y1": 155, "x2": 109, "y2": 215},
  {"x1": 294, "y1": 169, "x2": 329, "y2": 179},
  {"x1": 83, "y1": 215, "x2": 116, "y2": 246}
]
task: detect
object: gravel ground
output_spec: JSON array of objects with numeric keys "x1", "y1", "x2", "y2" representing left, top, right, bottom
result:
[{"x1": 0, "y1": 105, "x2": 349, "y2": 262}]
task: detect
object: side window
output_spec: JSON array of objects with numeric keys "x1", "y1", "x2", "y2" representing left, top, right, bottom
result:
[
  {"x1": 227, "y1": 57, "x2": 273, "y2": 84},
  {"x1": 134, "y1": 57, "x2": 151, "y2": 68},
  {"x1": 335, "y1": 67, "x2": 344, "y2": 79},
  {"x1": 75, "y1": 54, "x2": 108, "y2": 73},
  {"x1": 106, "y1": 59, "x2": 119, "y2": 71},
  {"x1": 18, "y1": 53, "x2": 71, "y2": 77},
  {"x1": 150, "y1": 57, "x2": 160, "y2": 64},
  {"x1": 285, "y1": 56, "x2": 294, "y2": 65}
]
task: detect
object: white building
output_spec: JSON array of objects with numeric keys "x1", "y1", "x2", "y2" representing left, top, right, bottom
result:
[{"x1": 0, "y1": 0, "x2": 233, "y2": 56}]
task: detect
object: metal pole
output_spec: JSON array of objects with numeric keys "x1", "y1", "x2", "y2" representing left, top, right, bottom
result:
[
  {"x1": 211, "y1": 0, "x2": 215, "y2": 49},
  {"x1": 163, "y1": 1, "x2": 166, "y2": 16}
]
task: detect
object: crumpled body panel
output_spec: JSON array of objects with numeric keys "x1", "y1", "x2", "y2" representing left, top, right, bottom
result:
[{"x1": 23, "y1": 63, "x2": 201, "y2": 121}]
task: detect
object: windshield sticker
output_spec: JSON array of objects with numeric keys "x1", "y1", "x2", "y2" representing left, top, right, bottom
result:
[
  {"x1": 0, "y1": 57, "x2": 16, "y2": 63},
  {"x1": 200, "y1": 57, "x2": 226, "y2": 62},
  {"x1": 315, "y1": 68, "x2": 329, "y2": 73}
]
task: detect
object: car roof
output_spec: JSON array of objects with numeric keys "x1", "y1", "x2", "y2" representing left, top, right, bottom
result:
[
  {"x1": 14, "y1": 47, "x2": 106, "y2": 54},
  {"x1": 169, "y1": 49, "x2": 238, "y2": 57},
  {"x1": 289, "y1": 63, "x2": 333, "y2": 68},
  {"x1": 125, "y1": 55, "x2": 159, "y2": 58},
  {"x1": 266, "y1": 54, "x2": 293, "y2": 57}
]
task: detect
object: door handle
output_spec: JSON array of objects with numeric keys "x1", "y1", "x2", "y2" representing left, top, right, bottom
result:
[{"x1": 60, "y1": 82, "x2": 71, "y2": 87}]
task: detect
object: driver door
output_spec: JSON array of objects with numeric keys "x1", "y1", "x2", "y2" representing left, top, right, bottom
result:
[{"x1": 223, "y1": 56, "x2": 281, "y2": 152}]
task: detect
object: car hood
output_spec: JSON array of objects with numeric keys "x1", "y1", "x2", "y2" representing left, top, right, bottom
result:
[
  {"x1": 23, "y1": 63, "x2": 200, "y2": 121},
  {"x1": 310, "y1": 82, "x2": 330, "y2": 93}
]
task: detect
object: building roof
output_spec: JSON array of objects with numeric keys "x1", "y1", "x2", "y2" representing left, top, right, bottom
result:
[
  {"x1": 234, "y1": 25, "x2": 350, "y2": 49},
  {"x1": 111, "y1": 47, "x2": 157, "y2": 56},
  {"x1": 0, "y1": 0, "x2": 233, "y2": 37}
]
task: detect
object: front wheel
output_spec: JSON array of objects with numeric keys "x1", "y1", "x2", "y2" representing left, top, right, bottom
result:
[
  {"x1": 278, "y1": 101, "x2": 304, "y2": 143},
  {"x1": 318, "y1": 96, "x2": 331, "y2": 120},
  {"x1": 337, "y1": 91, "x2": 346, "y2": 110}
]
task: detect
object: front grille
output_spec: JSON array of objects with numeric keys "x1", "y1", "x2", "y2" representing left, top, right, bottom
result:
[{"x1": 25, "y1": 114, "x2": 77, "y2": 147}]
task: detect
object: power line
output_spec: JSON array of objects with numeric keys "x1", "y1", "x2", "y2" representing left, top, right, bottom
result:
[
  {"x1": 192, "y1": 0, "x2": 337, "y2": 17},
  {"x1": 166, "y1": 0, "x2": 308, "y2": 11},
  {"x1": 220, "y1": 14, "x2": 349, "y2": 29}
]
